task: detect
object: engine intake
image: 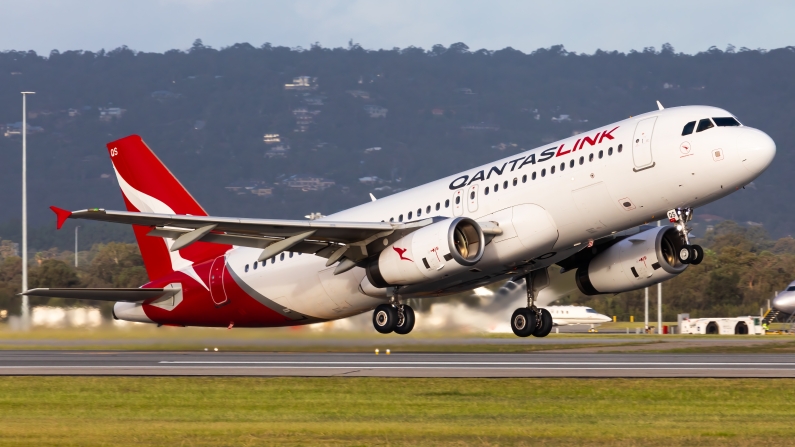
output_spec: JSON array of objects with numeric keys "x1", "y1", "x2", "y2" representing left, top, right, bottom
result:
[
  {"x1": 576, "y1": 226, "x2": 688, "y2": 295},
  {"x1": 366, "y1": 217, "x2": 484, "y2": 288}
]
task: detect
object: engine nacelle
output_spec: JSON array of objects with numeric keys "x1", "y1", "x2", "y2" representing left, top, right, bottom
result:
[
  {"x1": 576, "y1": 226, "x2": 688, "y2": 295},
  {"x1": 366, "y1": 217, "x2": 485, "y2": 287}
]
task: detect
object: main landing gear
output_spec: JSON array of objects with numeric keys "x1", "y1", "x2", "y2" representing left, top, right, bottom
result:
[
  {"x1": 669, "y1": 207, "x2": 703, "y2": 265},
  {"x1": 372, "y1": 287, "x2": 415, "y2": 335},
  {"x1": 510, "y1": 269, "x2": 554, "y2": 338}
]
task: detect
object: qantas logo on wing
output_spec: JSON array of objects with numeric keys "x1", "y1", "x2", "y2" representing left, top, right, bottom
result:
[{"x1": 393, "y1": 246, "x2": 413, "y2": 262}]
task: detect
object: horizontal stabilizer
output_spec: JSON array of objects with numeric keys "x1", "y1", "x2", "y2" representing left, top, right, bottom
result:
[{"x1": 21, "y1": 288, "x2": 178, "y2": 302}]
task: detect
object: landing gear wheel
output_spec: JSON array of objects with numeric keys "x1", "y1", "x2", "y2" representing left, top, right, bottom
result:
[
  {"x1": 373, "y1": 304, "x2": 398, "y2": 334},
  {"x1": 533, "y1": 308, "x2": 553, "y2": 337},
  {"x1": 511, "y1": 308, "x2": 537, "y2": 338},
  {"x1": 690, "y1": 245, "x2": 704, "y2": 265},
  {"x1": 394, "y1": 305, "x2": 415, "y2": 335},
  {"x1": 678, "y1": 245, "x2": 694, "y2": 264}
]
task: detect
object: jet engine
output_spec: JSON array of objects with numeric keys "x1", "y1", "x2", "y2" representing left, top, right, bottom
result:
[
  {"x1": 575, "y1": 226, "x2": 688, "y2": 295},
  {"x1": 366, "y1": 217, "x2": 485, "y2": 287}
]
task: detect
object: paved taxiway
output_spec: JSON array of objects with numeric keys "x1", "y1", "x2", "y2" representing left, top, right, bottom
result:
[{"x1": 1, "y1": 351, "x2": 794, "y2": 377}]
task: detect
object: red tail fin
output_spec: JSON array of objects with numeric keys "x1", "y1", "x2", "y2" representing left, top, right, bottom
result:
[{"x1": 107, "y1": 135, "x2": 230, "y2": 281}]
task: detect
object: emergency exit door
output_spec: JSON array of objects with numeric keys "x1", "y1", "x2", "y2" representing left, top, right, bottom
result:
[
  {"x1": 632, "y1": 117, "x2": 657, "y2": 171},
  {"x1": 209, "y1": 256, "x2": 229, "y2": 307}
]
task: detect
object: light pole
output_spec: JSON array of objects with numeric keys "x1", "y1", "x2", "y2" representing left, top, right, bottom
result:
[
  {"x1": 75, "y1": 226, "x2": 79, "y2": 267},
  {"x1": 657, "y1": 220, "x2": 662, "y2": 334},
  {"x1": 21, "y1": 91, "x2": 35, "y2": 330}
]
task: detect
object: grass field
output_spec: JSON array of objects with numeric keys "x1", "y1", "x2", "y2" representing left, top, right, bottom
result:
[{"x1": 0, "y1": 377, "x2": 793, "y2": 446}]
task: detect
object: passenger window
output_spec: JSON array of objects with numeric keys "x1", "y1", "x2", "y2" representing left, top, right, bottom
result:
[
  {"x1": 469, "y1": 191, "x2": 475, "y2": 200},
  {"x1": 289, "y1": 252, "x2": 293, "y2": 258},
  {"x1": 262, "y1": 260, "x2": 266, "y2": 267},
  {"x1": 503, "y1": 180, "x2": 508, "y2": 189},
  {"x1": 271, "y1": 257, "x2": 275, "y2": 264},
  {"x1": 541, "y1": 169, "x2": 546, "y2": 177},
  {"x1": 399, "y1": 214, "x2": 404, "y2": 222},
  {"x1": 389, "y1": 217, "x2": 394, "y2": 222},
  {"x1": 713, "y1": 117, "x2": 741, "y2": 127},
  {"x1": 436, "y1": 203, "x2": 440, "y2": 211},
  {"x1": 245, "y1": 264, "x2": 249, "y2": 272},
  {"x1": 589, "y1": 153, "x2": 594, "y2": 162},
  {"x1": 608, "y1": 147, "x2": 613, "y2": 156},
  {"x1": 551, "y1": 166, "x2": 555, "y2": 174},
  {"x1": 455, "y1": 196, "x2": 460, "y2": 204},
  {"x1": 560, "y1": 162, "x2": 565, "y2": 171},
  {"x1": 253, "y1": 261, "x2": 258, "y2": 270},
  {"x1": 426, "y1": 205, "x2": 431, "y2": 214},
  {"x1": 445, "y1": 200, "x2": 449, "y2": 208},
  {"x1": 696, "y1": 119, "x2": 714, "y2": 133},
  {"x1": 618, "y1": 144, "x2": 623, "y2": 153},
  {"x1": 494, "y1": 184, "x2": 499, "y2": 192},
  {"x1": 532, "y1": 172, "x2": 537, "y2": 180},
  {"x1": 522, "y1": 175, "x2": 527, "y2": 183},
  {"x1": 280, "y1": 253, "x2": 285, "y2": 261},
  {"x1": 484, "y1": 186, "x2": 489, "y2": 195},
  {"x1": 408, "y1": 211, "x2": 413, "y2": 220},
  {"x1": 513, "y1": 178, "x2": 517, "y2": 186},
  {"x1": 417, "y1": 208, "x2": 422, "y2": 217},
  {"x1": 569, "y1": 160, "x2": 574, "y2": 168},
  {"x1": 682, "y1": 121, "x2": 696, "y2": 135},
  {"x1": 598, "y1": 150, "x2": 603, "y2": 159},
  {"x1": 579, "y1": 156, "x2": 584, "y2": 165}
]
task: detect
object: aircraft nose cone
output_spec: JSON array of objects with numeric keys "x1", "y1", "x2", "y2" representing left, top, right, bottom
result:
[
  {"x1": 742, "y1": 129, "x2": 776, "y2": 175},
  {"x1": 772, "y1": 292, "x2": 795, "y2": 314}
]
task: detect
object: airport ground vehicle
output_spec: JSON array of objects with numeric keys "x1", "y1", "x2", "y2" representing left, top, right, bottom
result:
[{"x1": 678, "y1": 316, "x2": 763, "y2": 335}]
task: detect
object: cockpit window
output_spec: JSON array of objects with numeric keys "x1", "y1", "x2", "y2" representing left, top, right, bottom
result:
[
  {"x1": 682, "y1": 121, "x2": 696, "y2": 135},
  {"x1": 585, "y1": 308, "x2": 598, "y2": 313},
  {"x1": 713, "y1": 117, "x2": 741, "y2": 127},
  {"x1": 696, "y1": 118, "x2": 714, "y2": 133},
  {"x1": 787, "y1": 286, "x2": 795, "y2": 291}
]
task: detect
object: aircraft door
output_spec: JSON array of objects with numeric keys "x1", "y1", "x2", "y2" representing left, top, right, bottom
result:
[
  {"x1": 452, "y1": 189, "x2": 464, "y2": 217},
  {"x1": 632, "y1": 117, "x2": 657, "y2": 171},
  {"x1": 209, "y1": 256, "x2": 229, "y2": 307},
  {"x1": 467, "y1": 184, "x2": 479, "y2": 213}
]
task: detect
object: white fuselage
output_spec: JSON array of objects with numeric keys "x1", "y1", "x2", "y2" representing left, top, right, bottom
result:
[
  {"x1": 543, "y1": 305, "x2": 612, "y2": 326},
  {"x1": 212, "y1": 105, "x2": 774, "y2": 321}
]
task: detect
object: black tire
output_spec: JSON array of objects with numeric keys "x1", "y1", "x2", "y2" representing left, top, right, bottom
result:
[
  {"x1": 394, "y1": 305, "x2": 416, "y2": 335},
  {"x1": 372, "y1": 304, "x2": 398, "y2": 334},
  {"x1": 705, "y1": 321, "x2": 719, "y2": 335},
  {"x1": 734, "y1": 321, "x2": 748, "y2": 335},
  {"x1": 533, "y1": 308, "x2": 554, "y2": 337},
  {"x1": 691, "y1": 245, "x2": 704, "y2": 265},
  {"x1": 678, "y1": 245, "x2": 693, "y2": 264},
  {"x1": 511, "y1": 308, "x2": 536, "y2": 338}
]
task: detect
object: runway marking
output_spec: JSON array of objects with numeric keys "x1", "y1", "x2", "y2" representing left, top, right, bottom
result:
[
  {"x1": 0, "y1": 366, "x2": 792, "y2": 371},
  {"x1": 157, "y1": 361, "x2": 795, "y2": 366}
]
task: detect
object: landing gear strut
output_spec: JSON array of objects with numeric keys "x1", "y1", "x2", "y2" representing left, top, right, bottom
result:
[
  {"x1": 372, "y1": 287, "x2": 415, "y2": 335},
  {"x1": 668, "y1": 207, "x2": 703, "y2": 265},
  {"x1": 510, "y1": 268, "x2": 554, "y2": 338}
]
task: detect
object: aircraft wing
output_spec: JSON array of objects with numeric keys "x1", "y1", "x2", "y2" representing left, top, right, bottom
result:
[
  {"x1": 50, "y1": 206, "x2": 433, "y2": 262},
  {"x1": 21, "y1": 288, "x2": 177, "y2": 302}
]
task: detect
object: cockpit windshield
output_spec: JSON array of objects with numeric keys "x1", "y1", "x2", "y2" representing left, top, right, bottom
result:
[
  {"x1": 713, "y1": 117, "x2": 741, "y2": 127},
  {"x1": 585, "y1": 308, "x2": 598, "y2": 314},
  {"x1": 696, "y1": 119, "x2": 714, "y2": 133},
  {"x1": 683, "y1": 116, "x2": 741, "y2": 135}
]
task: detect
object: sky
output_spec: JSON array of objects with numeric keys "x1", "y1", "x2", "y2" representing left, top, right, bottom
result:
[{"x1": 0, "y1": 0, "x2": 792, "y2": 55}]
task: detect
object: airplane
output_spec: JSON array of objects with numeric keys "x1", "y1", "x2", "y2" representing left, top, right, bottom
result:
[
  {"x1": 771, "y1": 281, "x2": 795, "y2": 315},
  {"x1": 25, "y1": 104, "x2": 776, "y2": 338},
  {"x1": 542, "y1": 306, "x2": 612, "y2": 326}
]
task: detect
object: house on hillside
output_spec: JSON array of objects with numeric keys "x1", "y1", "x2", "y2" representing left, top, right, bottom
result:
[
  {"x1": 3, "y1": 122, "x2": 44, "y2": 137},
  {"x1": 346, "y1": 90, "x2": 370, "y2": 99},
  {"x1": 225, "y1": 180, "x2": 274, "y2": 197},
  {"x1": 99, "y1": 107, "x2": 126, "y2": 121},
  {"x1": 293, "y1": 108, "x2": 320, "y2": 132},
  {"x1": 284, "y1": 175, "x2": 335, "y2": 191},
  {"x1": 364, "y1": 105, "x2": 388, "y2": 118},
  {"x1": 263, "y1": 133, "x2": 281, "y2": 144},
  {"x1": 284, "y1": 76, "x2": 318, "y2": 90},
  {"x1": 264, "y1": 144, "x2": 290, "y2": 159}
]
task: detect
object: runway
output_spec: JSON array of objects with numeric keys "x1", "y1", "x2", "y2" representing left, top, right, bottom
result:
[{"x1": 2, "y1": 351, "x2": 794, "y2": 377}]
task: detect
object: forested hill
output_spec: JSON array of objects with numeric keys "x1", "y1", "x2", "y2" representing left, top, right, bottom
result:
[{"x1": 0, "y1": 41, "x2": 793, "y2": 250}]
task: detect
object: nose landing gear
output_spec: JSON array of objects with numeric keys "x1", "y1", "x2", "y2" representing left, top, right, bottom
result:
[
  {"x1": 668, "y1": 207, "x2": 704, "y2": 265},
  {"x1": 510, "y1": 269, "x2": 554, "y2": 338}
]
